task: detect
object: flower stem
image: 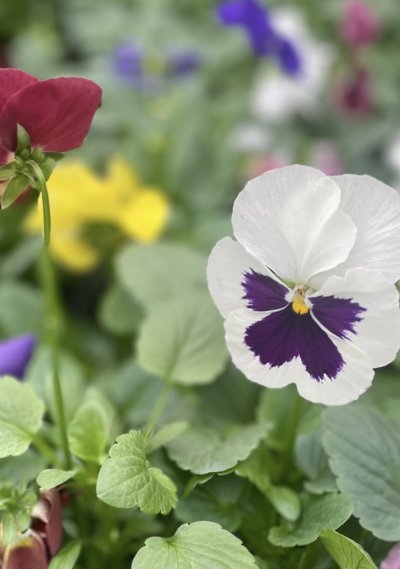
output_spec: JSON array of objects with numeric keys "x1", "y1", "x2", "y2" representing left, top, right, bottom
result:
[{"x1": 29, "y1": 160, "x2": 72, "y2": 470}]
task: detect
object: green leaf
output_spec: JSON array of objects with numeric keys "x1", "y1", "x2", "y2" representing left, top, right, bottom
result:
[
  {"x1": 267, "y1": 486, "x2": 301, "y2": 523},
  {"x1": 48, "y1": 540, "x2": 82, "y2": 569},
  {"x1": 138, "y1": 292, "x2": 228, "y2": 385},
  {"x1": 0, "y1": 281, "x2": 43, "y2": 337},
  {"x1": 37, "y1": 469, "x2": 76, "y2": 490},
  {"x1": 96, "y1": 430, "x2": 177, "y2": 514},
  {"x1": 68, "y1": 402, "x2": 109, "y2": 463},
  {"x1": 98, "y1": 284, "x2": 143, "y2": 335},
  {"x1": 0, "y1": 162, "x2": 17, "y2": 181},
  {"x1": 236, "y1": 445, "x2": 301, "y2": 521},
  {"x1": 146, "y1": 421, "x2": 188, "y2": 453},
  {"x1": 0, "y1": 377, "x2": 44, "y2": 458},
  {"x1": 175, "y1": 475, "x2": 246, "y2": 532},
  {"x1": 116, "y1": 243, "x2": 206, "y2": 306},
  {"x1": 131, "y1": 521, "x2": 258, "y2": 569},
  {"x1": 167, "y1": 423, "x2": 267, "y2": 474},
  {"x1": 26, "y1": 346, "x2": 85, "y2": 420},
  {"x1": 268, "y1": 493, "x2": 353, "y2": 548},
  {"x1": 1, "y1": 174, "x2": 30, "y2": 209},
  {"x1": 320, "y1": 530, "x2": 378, "y2": 569},
  {"x1": 295, "y1": 431, "x2": 337, "y2": 495},
  {"x1": 0, "y1": 450, "x2": 46, "y2": 486},
  {"x1": 322, "y1": 406, "x2": 400, "y2": 541}
]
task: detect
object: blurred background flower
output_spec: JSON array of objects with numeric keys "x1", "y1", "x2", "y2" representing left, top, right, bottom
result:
[{"x1": 24, "y1": 158, "x2": 169, "y2": 272}]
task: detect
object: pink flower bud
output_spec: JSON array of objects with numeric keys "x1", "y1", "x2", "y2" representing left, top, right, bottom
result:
[{"x1": 339, "y1": 0, "x2": 380, "y2": 47}]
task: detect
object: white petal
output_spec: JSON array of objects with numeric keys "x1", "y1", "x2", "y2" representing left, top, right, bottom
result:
[
  {"x1": 232, "y1": 165, "x2": 356, "y2": 284},
  {"x1": 207, "y1": 237, "x2": 287, "y2": 318},
  {"x1": 295, "y1": 337, "x2": 374, "y2": 406},
  {"x1": 312, "y1": 174, "x2": 400, "y2": 286},
  {"x1": 224, "y1": 307, "x2": 374, "y2": 406},
  {"x1": 311, "y1": 268, "x2": 400, "y2": 368}
]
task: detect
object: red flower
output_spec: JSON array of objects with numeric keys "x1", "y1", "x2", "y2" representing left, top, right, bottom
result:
[
  {"x1": 0, "y1": 490, "x2": 64, "y2": 569},
  {"x1": 0, "y1": 68, "x2": 102, "y2": 165}
]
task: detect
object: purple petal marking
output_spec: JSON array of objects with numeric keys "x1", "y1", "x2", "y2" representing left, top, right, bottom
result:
[
  {"x1": 245, "y1": 307, "x2": 344, "y2": 381},
  {"x1": 0, "y1": 334, "x2": 36, "y2": 379},
  {"x1": 311, "y1": 295, "x2": 366, "y2": 339},
  {"x1": 242, "y1": 270, "x2": 288, "y2": 312}
]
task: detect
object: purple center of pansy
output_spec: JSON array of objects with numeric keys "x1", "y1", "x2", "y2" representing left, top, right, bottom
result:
[{"x1": 242, "y1": 270, "x2": 366, "y2": 381}]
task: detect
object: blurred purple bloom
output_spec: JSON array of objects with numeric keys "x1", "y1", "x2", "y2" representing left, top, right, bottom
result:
[
  {"x1": 168, "y1": 51, "x2": 201, "y2": 76},
  {"x1": 112, "y1": 43, "x2": 143, "y2": 86},
  {"x1": 381, "y1": 544, "x2": 400, "y2": 569},
  {"x1": 217, "y1": 0, "x2": 301, "y2": 75},
  {"x1": 112, "y1": 43, "x2": 200, "y2": 90},
  {"x1": 0, "y1": 334, "x2": 36, "y2": 379}
]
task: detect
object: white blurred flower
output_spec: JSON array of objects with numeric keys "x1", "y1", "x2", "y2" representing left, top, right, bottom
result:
[
  {"x1": 250, "y1": 8, "x2": 333, "y2": 121},
  {"x1": 385, "y1": 132, "x2": 400, "y2": 177}
]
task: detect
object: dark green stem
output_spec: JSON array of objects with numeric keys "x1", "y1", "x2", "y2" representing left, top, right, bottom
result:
[{"x1": 29, "y1": 160, "x2": 72, "y2": 470}]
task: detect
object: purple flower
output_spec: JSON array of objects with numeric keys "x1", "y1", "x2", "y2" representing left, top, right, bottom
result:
[
  {"x1": 112, "y1": 43, "x2": 143, "y2": 87},
  {"x1": 0, "y1": 334, "x2": 36, "y2": 379},
  {"x1": 167, "y1": 51, "x2": 201, "y2": 77},
  {"x1": 111, "y1": 43, "x2": 200, "y2": 90},
  {"x1": 217, "y1": 0, "x2": 301, "y2": 75}
]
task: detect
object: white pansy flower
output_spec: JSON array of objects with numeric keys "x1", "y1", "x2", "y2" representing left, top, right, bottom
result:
[
  {"x1": 207, "y1": 165, "x2": 400, "y2": 405},
  {"x1": 250, "y1": 8, "x2": 333, "y2": 121}
]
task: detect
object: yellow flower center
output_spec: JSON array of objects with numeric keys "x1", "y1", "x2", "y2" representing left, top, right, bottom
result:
[{"x1": 292, "y1": 289, "x2": 309, "y2": 315}]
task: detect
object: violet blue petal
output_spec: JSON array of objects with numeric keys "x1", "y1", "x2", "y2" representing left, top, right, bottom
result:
[
  {"x1": 0, "y1": 334, "x2": 36, "y2": 379},
  {"x1": 274, "y1": 37, "x2": 302, "y2": 76},
  {"x1": 245, "y1": 306, "x2": 344, "y2": 381},
  {"x1": 242, "y1": 270, "x2": 288, "y2": 311},
  {"x1": 217, "y1": 0, "x2": 274, "y2": 56},
  {"x1": 311, "y1": 295, "x2": 366, "y2": 339},
  {"x1": 112, "y1": 43, "x2": 143, "y2": 85},
  {"x1": 168, "y1": 51, "x2": 201, "y2": 76}
]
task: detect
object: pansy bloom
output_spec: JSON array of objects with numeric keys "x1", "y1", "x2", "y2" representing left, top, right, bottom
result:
[
  {"x1": 217, "y1": 0, "x2": 301, "y2": 75},
  {"x1": 0, "y1": 68, "x2": 102, "y2": 207},
  {"x1": 0, "y1": 334, "x2": 36, "y2": 379},
  {"x1": 207, "y1": 165, "x2": 400, "y2": 405}
]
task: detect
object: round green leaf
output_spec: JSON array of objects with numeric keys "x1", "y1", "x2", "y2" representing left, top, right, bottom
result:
[
  {"x1": 131, "y1": 521, "x2": 258, "y2": 569},
  {"x1": 322, "y1": 406, "x2": 400, "y2": 541},
  {"x1": 0, "y1": 376, "x2": 44, "y2": 457},
  {"x1": 116, "y1": 243, "x2": 206, "y2": 306},
  {"x1": 268, "y1": 493, "x2": 353, "y2": 548},
  {"x1": 96, "y1": 430, "x2": 177, "y2": 514},
  {"x1": 167, "y1": 423, "x2": 267, "y2": 474},
  {"x1": 98, "y1": 284, "x2": 143, "y2": 335},
  {"x1": 37, "y1": 469, "x2": 76, "y2": 490},
  {"x1": 138, "y1": 292, "x2": 228, "y2": 385}
]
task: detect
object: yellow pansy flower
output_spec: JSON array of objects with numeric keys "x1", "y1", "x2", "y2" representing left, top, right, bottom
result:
[{"x1": 24, "y1": 158, "x2": 170, "y2": 272}]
